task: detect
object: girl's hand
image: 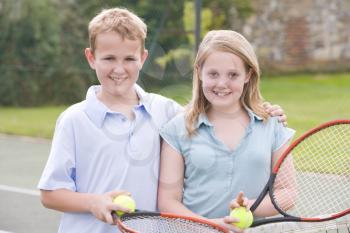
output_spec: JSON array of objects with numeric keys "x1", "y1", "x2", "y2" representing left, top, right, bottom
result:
[
  {"x1": 211, "y1": 217, "x2": 245, "y2": 233},
  {"x1": 229, "y1": 191, "x2": 250, "y2": 210},
  {"x1": 263, "y1": 102, "x2": 288, "y2": 126},
  {"x1": 88, "y1": 190, "x2": 131, "y2": 225}
]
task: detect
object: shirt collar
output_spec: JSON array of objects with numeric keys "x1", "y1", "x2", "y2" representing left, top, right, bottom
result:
[
  {"x1": 194, "y1": 107, "x2": 263, "y2": 129},
  {"x1": 134, "y1": 83, "x2": 152, "y2": 113},
  {"x1": 245, "y1": 107, "x2": 263, "y2": 134},
  {"x1": 246, "y1": 108, "x2": 263, "y2": 122},
  {"x1": 84, "y1": 84, "x2": 151, "y2": 128},
  {"x1": 195, "y1": 113, "x2": 213, "y2": 128}
]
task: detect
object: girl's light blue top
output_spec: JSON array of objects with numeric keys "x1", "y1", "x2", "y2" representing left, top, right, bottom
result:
[{"x1": 160, "y1": 110, "x2": 295, "y2": 219}]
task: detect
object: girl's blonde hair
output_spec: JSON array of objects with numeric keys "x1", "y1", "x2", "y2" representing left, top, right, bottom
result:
[
  {"x1": 88, "y1": 8, "x2": 147, "y2": 54},
  {"x1": 185, "y1": 30, "x2": 268, "y2": 135}
]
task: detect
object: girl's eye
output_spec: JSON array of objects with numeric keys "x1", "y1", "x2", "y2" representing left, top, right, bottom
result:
[
  {"x1": 228, "y1": 72, "x2": 238, "y2": 79},
  {"x1": 208, "y1": 72, "x2": 218, "y2": 78}
]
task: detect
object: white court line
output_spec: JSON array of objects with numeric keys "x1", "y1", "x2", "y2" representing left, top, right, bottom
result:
[
  {"x1": 0, "y1": 184, "x2": 39, "y2": 196},
  {"x1": 0, "y1": 185, "x2": 39, "y2": 233}
]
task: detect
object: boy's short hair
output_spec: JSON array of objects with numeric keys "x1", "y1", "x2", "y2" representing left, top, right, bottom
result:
[{"x1": 88, "y1": 8, "x2": 147, "y2": 53}]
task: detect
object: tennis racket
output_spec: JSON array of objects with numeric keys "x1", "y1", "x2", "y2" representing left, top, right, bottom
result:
[
  {"x1": 250, "y1": 119, "x2": 350, "y2": 227},
  {"x1": 114, "y1": 210, "x2": 229, "y2": 233}
]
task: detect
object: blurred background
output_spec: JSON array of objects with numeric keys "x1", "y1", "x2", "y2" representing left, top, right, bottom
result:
[
  {"x1": 0, "y1": 0, "x2": 349, "y2": 138},
  {"x1": 0, "y1": 0, "x2": 349, "y2": 232}
]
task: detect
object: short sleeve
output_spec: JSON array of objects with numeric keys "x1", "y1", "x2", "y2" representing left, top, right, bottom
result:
[
  {"x1": 37, "y1": 113, "x2": 77, "y2": 191},
  {"x1": 166, "y1": 99, "x2": 183, "y2": 119},
  {"x1": 159, "y1": 115, "x2": 185, "y2": 154},
  {"x1": 272, "y1": 118, "x2": 295, "y2": 152},
  {"x1": 145, "y1": 93, "x2": 184, "y2": 130}
]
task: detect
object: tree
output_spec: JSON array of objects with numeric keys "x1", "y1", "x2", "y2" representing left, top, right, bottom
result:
[
  {"x1": 0, "y1": 0, "x2": 62, "y2": 105},
  {"x1": 0, "y1": 0, "x2": 253, "y2": 106},
  {"x1": 154, "y1": 0, "x2": 253, "y2": 79}
]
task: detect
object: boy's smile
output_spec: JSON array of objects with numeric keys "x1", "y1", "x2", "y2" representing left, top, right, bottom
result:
[{"x1": 85, "y1": 31, "x2": 148, "y2": 102}]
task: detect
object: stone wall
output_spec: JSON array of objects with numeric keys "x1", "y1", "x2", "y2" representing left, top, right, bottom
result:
[{"x1": 240, "y1": 0, "x2": 350, "y2": 73}]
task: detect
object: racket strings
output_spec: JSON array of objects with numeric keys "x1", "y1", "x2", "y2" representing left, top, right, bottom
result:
[
  {"x1": 118, "y1": 215, "x2": 226, "y2": 233},
  {"x1": 273, "y1": 123, "x2": 350, "y2": 219}
]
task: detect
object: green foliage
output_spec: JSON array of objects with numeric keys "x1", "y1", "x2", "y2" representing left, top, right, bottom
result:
[
  {"x1": 5, "y1": 0, "x2": 346, "y2": 109},
  {"x1": 0, "y1": 0, "x2": 253, "y2": 106},
  {"x1": 183, "y1": 1, "x2": 212, "y2": 45},
  {"x1": 153, "y1": 0, "x2": 216, "y2": 81},
  {"x1": 0, "y1": 0, "x2": 99, "y2": 106},
  {"x1": 202, "y1": 0, "x2": 231, "y2": 28},
  {"x1": 0, "y1": 0, "x2": 61, "y2": 106},
  {"x1": 231, "y1": 0, "x2": 253, "y2": 20},
  {"x1": 202, "y1": 0, "x2": 253, "y2": 28},
  {"x1": 155, "y1": 0, "x2": 252, "y2": 75},
  {"x1": 155, "y1": 48, "x2": 193, "y2": 69}
]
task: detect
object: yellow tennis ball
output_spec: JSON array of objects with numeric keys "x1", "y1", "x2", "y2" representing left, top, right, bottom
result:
[
  {"x1": 230, "y1": 207, "x2": 254, "y2": 229},
  {"x1": 112, "y1": 195, "x2": 136, "y2": 217}
]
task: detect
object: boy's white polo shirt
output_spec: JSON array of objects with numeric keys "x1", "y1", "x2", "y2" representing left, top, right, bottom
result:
[{"x1": 38, "y1": 84, "x2": 182, "y2": 233}]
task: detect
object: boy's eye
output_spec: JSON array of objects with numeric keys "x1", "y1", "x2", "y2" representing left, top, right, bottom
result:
[
  {"x1": 104, "y1": 57, "x2": 114, "y2": 61},
  {"x1": 126, "y1": 57, "x2": 136, "y2": 61}
]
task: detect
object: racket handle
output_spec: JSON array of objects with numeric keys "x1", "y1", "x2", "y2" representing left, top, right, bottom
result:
[
  {"x1": 250, "y1": 179, "x2": 271, "y2": 212},
  {"x1": 252, "y1": 216, "x2": 300, "y2": 227}
]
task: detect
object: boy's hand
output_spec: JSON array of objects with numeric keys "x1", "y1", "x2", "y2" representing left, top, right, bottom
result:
[
  {"x1": 88, "y1": 191, "x2": 131, "y2": 225},
  {"x1": 263, "y1": 102, "x2": 288, "y2": 126}
]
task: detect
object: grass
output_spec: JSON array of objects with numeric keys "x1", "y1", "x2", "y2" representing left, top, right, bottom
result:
[
  {"x1": 260, "y1": 73, "x2": 350, "y2": 136},
  {"x1": 0, "y1": 106, "x2": 66, "y2": 138},
  {"x1": 293, "y1": 125, "x2": 350, "y2": 174},
  {"x1": 0, "y1": 73, "x2": 349, "y2": 139}
]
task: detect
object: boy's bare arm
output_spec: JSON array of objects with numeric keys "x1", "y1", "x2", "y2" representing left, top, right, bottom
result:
[
  {"x1": 41, "y1": 189, "x2": 92, "y2": 212},
  {"x1": 40, "y1": 189, "x2": 131, "y2": 224}
]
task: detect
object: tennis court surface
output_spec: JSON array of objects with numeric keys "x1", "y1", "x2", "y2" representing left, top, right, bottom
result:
[{"x1": 0, "y1": 135, "x2": 60, "y2": 233}]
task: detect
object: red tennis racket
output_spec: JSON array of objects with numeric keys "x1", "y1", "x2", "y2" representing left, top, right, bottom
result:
[
  {"x1": 250, "y1": 119, "x2": 350, "y2": 227},
  {"x1": 114, "y1": 210, "x2": 229, "y2": 233}
]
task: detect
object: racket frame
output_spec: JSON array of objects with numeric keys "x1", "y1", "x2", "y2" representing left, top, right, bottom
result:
[
  {"x1": 250, "y1": 119, "x2": 350, "y2": 227},
  {"x1": 115, "y1": 210, "x2": 230, "y2": 233}
]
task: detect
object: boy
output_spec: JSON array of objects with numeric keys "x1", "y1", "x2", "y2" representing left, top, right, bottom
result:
[{"x1": 38, "y1": 7, "x2": 286, "y2": 233}]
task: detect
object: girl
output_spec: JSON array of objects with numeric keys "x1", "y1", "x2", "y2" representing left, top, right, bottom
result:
[{"x1": 158, "y1": 30, "x2": 295, "y2": 232}]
